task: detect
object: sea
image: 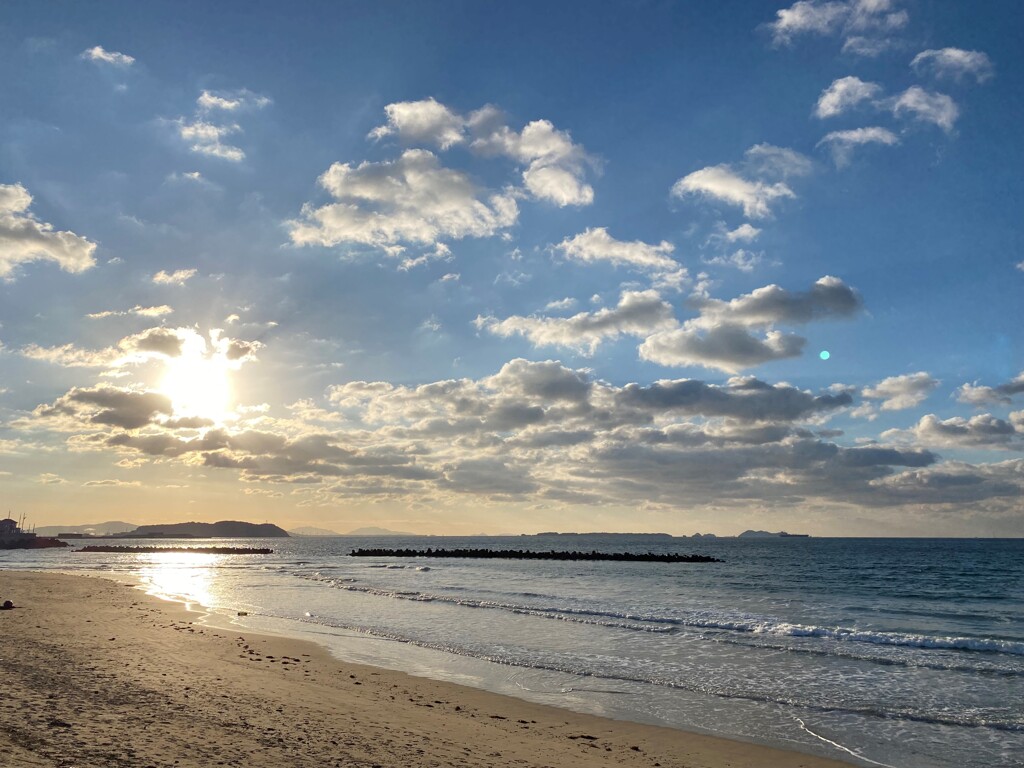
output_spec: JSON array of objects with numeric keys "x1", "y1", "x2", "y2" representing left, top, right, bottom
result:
[{"x1": 3, "y1": 535, "x2": 1022, "y2": 767}]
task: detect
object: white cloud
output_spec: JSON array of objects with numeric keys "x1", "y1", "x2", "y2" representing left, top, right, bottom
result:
[
  {"x1": 817, "y1": 126, "x2": 899, "y2": 166},
  {"x1": 197, "y1": 89, "x2": 272, "y2": 112},
  {"x1": 543, "y1": 297, "x2": 578, "y2": 311},
  {"x1": 475, "y1": 290, "x2": 677, "y2": 355},
  {"x1": 470, "y1": 115, "x2": 594, "y2": 206},
  {"x1": 768, "y1": 0, "x2": 907, "y2": 49},
  {"x1": 862, "y1": 372, "x2": 938, "y2": 410},
  {"x1": 368, "y1": 97, "x2": 466, "y2": 150},
  {"x1": 80, "y1": 45, "x2": 134, "y2": 66},
  {"x1": 814, "y1": 76, "x2": 882, "y2": 118},
  {"x1": 890, "y1": 86, "x2": 959, "y2": 131},
  {"x1": 911, "y1": 48, "x2": 994, "y2": 83},
  {"x1": 956, "y1": 372, "x2": 1024, "y2": 406},
  {"x1": 288, "y1": 149, "x2": 518, "y2": 251},
  {"x1": 152, "y1": 268, "x2": 197, "y2": 286},
  {"x1": 0, "y1": 184, "x2": 97, "y2": 278},
  {"x1": 555, "y1": 227, "x2": 677, "y2": 272},
  {"x1": 743, "y1": 144, "x2": 814, "y2": 178},
  {"x1": 176, "y1": 119, "x2": 245, "y2": 161},
  {"x1": 672, "y1": 165, "x2": 795, "y2": 219},
  {"x1": 725, "y1": 223, "x2": 761, "y2": 242},
  {"x1": 87, "y1": 305, "x2": 174, "y2": 319},
  {"x1": 704, "y1": 249, "x2": 764, "y2": 272}
]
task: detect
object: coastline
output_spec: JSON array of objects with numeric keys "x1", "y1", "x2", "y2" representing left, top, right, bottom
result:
[{"x1": 0, "y1": 570, "x2": 855, "y2": 768}]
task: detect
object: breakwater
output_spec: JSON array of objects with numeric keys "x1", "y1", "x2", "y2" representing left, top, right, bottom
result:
[
  {"x1": 350, "y1": 548, "x2": 722, "y2": 563},
  {"x1": 78, "y1": 546, "x2": 273, "y2": 555}
]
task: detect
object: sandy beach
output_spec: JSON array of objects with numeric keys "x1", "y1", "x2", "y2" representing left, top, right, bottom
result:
[{"x1": 0, "y1": 571, "x2": 853, "y2": 768}]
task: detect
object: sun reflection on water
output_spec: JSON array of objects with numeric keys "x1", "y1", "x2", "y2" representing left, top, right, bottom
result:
[{"x1": 136, "y1": 551, "x2": 223, "y2": 609}]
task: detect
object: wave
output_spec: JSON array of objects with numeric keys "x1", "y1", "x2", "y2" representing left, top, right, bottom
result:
[
  {"x1": 282, "y1": 610, "x2": 1024, "y2": 734},
  {"x1": 294, "y1": 572, "x2": 1024, "y2": 657}
]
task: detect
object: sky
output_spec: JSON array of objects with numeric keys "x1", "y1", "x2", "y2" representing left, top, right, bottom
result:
[{"x1": 0, "y1": 0, "x2": 1021, "y2": 536}]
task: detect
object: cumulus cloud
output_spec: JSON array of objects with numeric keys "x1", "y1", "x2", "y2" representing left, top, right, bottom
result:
[
  {"x1": 956, "y1": 372, "x2": 1024, "y2": 406},
  {"x1": 80, "y1": 45, "x2": 134, "y2": 66},
  {"x1": 640, "y1": 324, "x2": 806, "y2": 372},
  {"x1": 863, "y1": 372, "x2": 938, "y2": 410},
  {"x1": 288, "y1": 149, "x2": 518, "y2": 251},
  {"x1": 638, "y1": 277, "x2": 860, "y2": 373},
  {"x1": 672, "y1": 166, "x2": 795, "y2": 219},
  {"x1": 197, "y1": 89, "x2": 271, "y2": 112},
  {"x1": 890, "y1": 86, "x2": 959, "y2": 131},
  {"x1": 884, "y1": 413, "x2": 1022, "y2": 449},
  {"x1": 555, "y1": 227, "x2": 677, "y2": 272},
  {"x1": 725, "y1": 224, "x2": 761, "y2": 242},
  {"x1": 817, "y1": 126, "x2": 899, "y2": 166},
  {"x1": 911, "y1": 48, "x2": 994, "y2": 83},
  {"x1": 176, "y1": 119, "x2": 245, "y2": 161},
  {"x1": 475, "y1": 290, "x2": 677, "y2": 355},
  {"x1": 703, "y1": 249, "x2": 764, "y2": 272},
  {"x1": 0, "y1": 183, "x2": 97, "y2": 278},
  {"x1": 35, "y1": 386, "x2": 174, "y2": 430},
  {"x1": 368, "y1": 97, "x2": 466, "y2": 150},
  {"x1": 689, "y1": 276, "x2": 862, "y2": 328},
  {"x1": 152, "y1": 268, "x2": 197, "y2": 285},
  {"x1": 366, "y1": 99, "x2": 595, "y2": 207},
  {"x1": 814, "y1": 76, "x2": 883, "y2": 118},
  {"x1": 768, "y1": 0, "x2": 908, "y2": 53},
  {"x1": 673, "y1": 145, "x2": 811, "y2": 220}
]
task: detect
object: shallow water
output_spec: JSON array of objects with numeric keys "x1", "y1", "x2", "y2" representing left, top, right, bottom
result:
[{"x1": 4, "y1": 535, "x2": 1022, "y2": 767}]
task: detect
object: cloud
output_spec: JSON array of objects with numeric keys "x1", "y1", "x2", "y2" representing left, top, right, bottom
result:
[
  {"x1": 725, "y1": 223, "x2": 761, "y2": 242},
  {"x1": 640, "y1": 324, "x2": 807, "y2": 372},
  {"x1": 890, "y1": 86, "x2": 959, "y2": 131},
  {"x1": 911, "y1": 48, "x2": 994, "y2": 83},
  {"x1": 35, "y1": 385, "x2": 174, "y2": 430},
  {"x1": 817, "y1": 126, "x2": 899, "y2": 166},
  {"x1": 288, "y1": 149, "x2": 518, "y2": 251},
  {"x1": 814, "y1": 76, "x2": 883, "y2": 118},
  {"x1": 767, "y1": 0, "x2": 908, "y2": 50},
  {"x1": 470, "y1": 110, "x2": 595, "y2": 207},
  {"x1": 87, "y1": 305, "x2": 174, "y2": 319},
  {"x1": 639, "y1": 276, "x2": 860, "y2": 373},
  {"x1": 884, "y1": 413, "x2": 1022, "y2": 449},
  {"x1": 956, "y1": 372, "x2": 1024, "y2": 406},
  {"x1": 672, "y1": 166, "x2": 795, "y2": 219},
  {"x1": 80, "y1": 45, "x2": 135, "y2": 66},
  {"x1": 368, "y1": 97, "x2": 466, "y2": 150},
  {"x1": 703, "y1": 249, "x2": 764, "y2": 272},
  {"x1": 0, "y1": 183, "x2": 97, "y2": 278},
  {"x1": 689, "y1": 275, "x2": 862, "y2": 328},
  {"x1": 152, "y1": 268, "x2": 197, "y2": 285},
  {"x1": 543, "y1": 297, "x2": 578, "y2": 311},
  {"x1": 863, "y1": 372, "x2": 938, "y2": 410},
  {"x1": 197, "y1": 89, "x2": 272, "y2": 112},
  {"x1": 176, "y1": 119, "x2": 245, "y2": 161},
  {"x1": 83, "y1": 479, "x2": 142, "y2": 487},
  {"x1": 475, "y1": 290, "x2": 678, "y2": 355},
  {"x1": 743, "y1": 144, "x2": 814, "y2": 179},
  {"x1": 555, "y1": 227, "x2": 677, "y2": 272}
]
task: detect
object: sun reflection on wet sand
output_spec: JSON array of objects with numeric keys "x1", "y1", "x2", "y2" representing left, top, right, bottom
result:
[{"x1": 136, "y1": 551, "x2": 223, "y2": 609}]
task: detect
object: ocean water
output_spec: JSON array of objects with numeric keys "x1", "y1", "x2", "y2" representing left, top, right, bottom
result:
[{"x1": 3, "y1": 536, "x2": 1022, "y2": 767}]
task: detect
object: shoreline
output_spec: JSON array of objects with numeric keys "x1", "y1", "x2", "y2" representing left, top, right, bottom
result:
[{"x1": 0, "y1": 570, "x2": 856, "y2": 768}]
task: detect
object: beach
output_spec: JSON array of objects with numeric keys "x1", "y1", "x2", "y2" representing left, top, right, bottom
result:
[{"x1": 0, "y1": 571, "x2": 852, "y2": 768}]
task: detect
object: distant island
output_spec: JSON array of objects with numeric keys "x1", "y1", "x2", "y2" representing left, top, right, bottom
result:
[
  {"x1": 527, "y1": 532, "x2": 674, "y2": 538},
  {"x1": 50, "y1": 521, "x2": 290, "y2": 539},
  {"x1": 737, "y1": 530, "x2": 810, "y2": 538},
  {"x1": 344, "y1": 526, "x2": 416, "y2": 536},
  {"x1": 288, "y1": 526, "x2": 342, "y2": 537}
]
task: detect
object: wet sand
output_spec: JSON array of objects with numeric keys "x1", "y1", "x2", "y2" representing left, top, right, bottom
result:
[{"x1": 0, "y1": 571, "x2": 853, "y2": 768}]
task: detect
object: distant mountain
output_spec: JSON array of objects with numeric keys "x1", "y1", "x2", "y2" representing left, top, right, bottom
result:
[
  {"x1": 34, "y1": 521, "x2": 138, "y2": 537},
  {"x1": 345, "y1": 526, "x2": 416, "y2": 536},
  {"x1": 738, "y1": 530, "x2": 810, "y2": 538},
  {"x1": 132, "y1": 521, "x2": 290, "y2": 538},
  {"x1": 288, "y1": 526, "x2": 341, "y2": 537}
]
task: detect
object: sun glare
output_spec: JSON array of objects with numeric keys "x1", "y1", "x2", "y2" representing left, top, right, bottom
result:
[{"x1": 160, "y1": 354, "x2": 233, "y2": 423}]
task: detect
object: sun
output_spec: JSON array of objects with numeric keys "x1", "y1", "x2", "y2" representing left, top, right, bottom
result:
[{"x1": 159, "y1": 354, "x2": 233, "y2": 423}]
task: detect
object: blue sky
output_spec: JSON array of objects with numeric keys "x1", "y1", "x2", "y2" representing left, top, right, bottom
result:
[{"x1": 1, "y1": 0, "x2": 1021, "y2": 535}]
